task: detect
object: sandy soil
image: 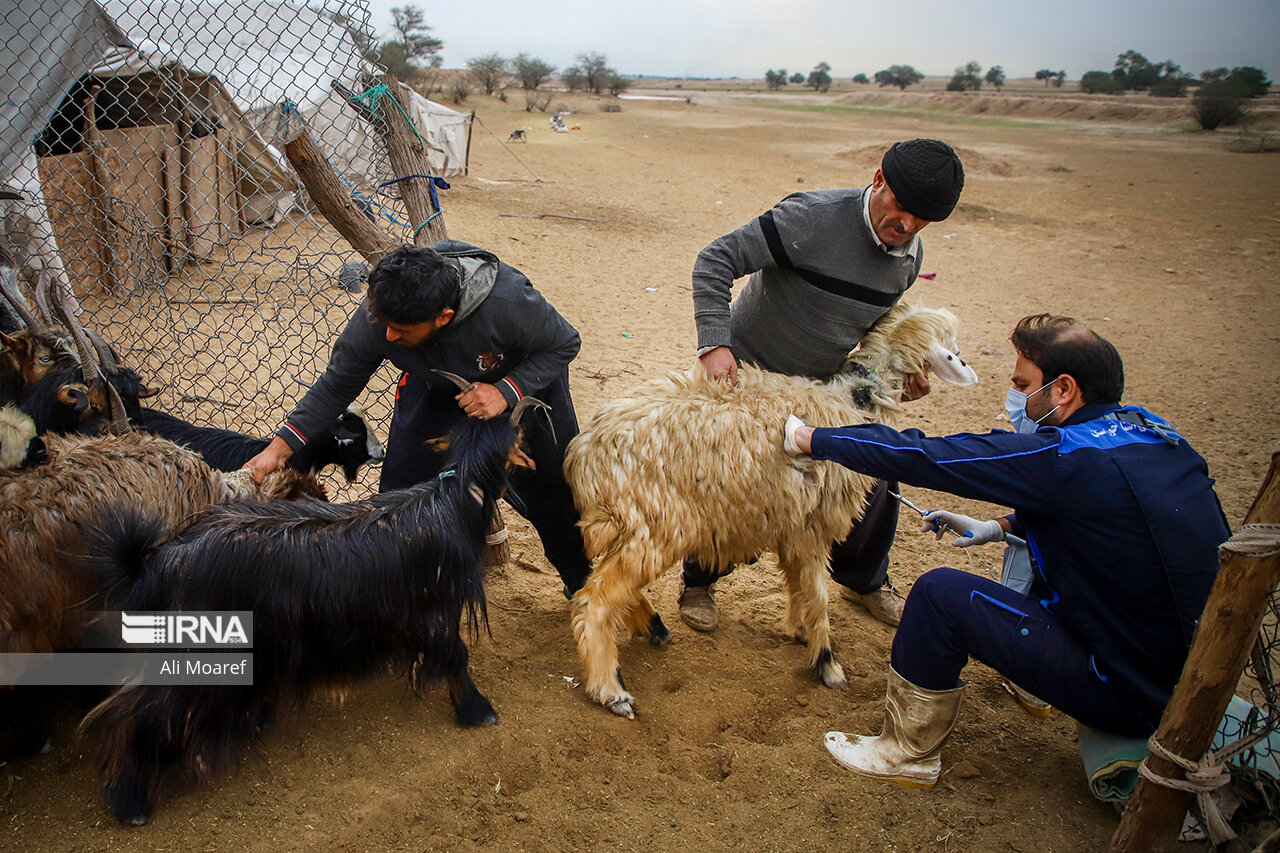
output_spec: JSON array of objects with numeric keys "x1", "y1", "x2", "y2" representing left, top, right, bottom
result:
[{"x1": 3, "y1": 87, "x2": 1279, "y2": 852}]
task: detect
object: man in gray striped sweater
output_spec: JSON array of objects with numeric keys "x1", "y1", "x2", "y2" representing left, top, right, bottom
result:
[{"x1": 681, "y1": 138, "x2": 965, "y2": 631}]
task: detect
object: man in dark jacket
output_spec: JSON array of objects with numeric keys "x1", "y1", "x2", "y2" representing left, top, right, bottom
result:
[
  {"x1": 784, "y1": 313, "x2": 1229, "y2": 787},
  {"x1": 246, "y1": 241, "x2": 593, "y2": 595}
]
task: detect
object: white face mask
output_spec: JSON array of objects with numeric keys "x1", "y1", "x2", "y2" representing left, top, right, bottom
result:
[{"x1": 1005, "y1": 377, "x2": 1061, "y2": 434}]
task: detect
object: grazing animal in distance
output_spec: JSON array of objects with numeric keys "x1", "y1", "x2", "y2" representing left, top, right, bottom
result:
[
  {"x1": 82, "y1": 399, "x2": 545, "y2": 825},
  {"x1": 564, "y1": 304, "x2": 978, "y2": 718}
]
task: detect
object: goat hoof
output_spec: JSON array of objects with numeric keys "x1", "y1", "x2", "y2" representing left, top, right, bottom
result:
[
  {"x1": 127, "y1": 814, "x2": 150, "y2": 827},
  {"x1": 648, "y1": 614, "x2": 672, "y2": 646},
  {"x1": 455, "y1": 695, "x2": 499, "y2": 728},
  {"x1": 604, "y1": 695, "x2": 637, "y2": 719},
  {"x1": 819, "y1": 660, "x2": 847, "y2": 690}
]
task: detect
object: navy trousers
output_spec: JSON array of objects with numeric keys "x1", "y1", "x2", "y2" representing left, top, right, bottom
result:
[
  {"x1": 891, "y1": 568, "x2": 1162, "y2": 737},
  {"x1": 682, "y1": 478, "x2": 898, "y2": 594},
  {"x1": 379, "y1": 368, "x2": 594, "y2": 594}
]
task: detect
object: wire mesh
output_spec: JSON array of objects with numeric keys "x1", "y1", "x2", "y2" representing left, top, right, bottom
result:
[{"x1": 0, "y1": 0, "x2": 471, "y2": 497}]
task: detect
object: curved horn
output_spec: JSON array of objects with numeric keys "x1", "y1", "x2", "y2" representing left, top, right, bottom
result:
[
  {"x1": 0, "y1": 264, "x2": 44, "y2": 333},
  {"x1": 84, "y1": 327, "x2": 121, "y2": 374},
  {"x1": 509, "y1": 396, "x2": 549, "y2": 426},
  {"x1": 50, "y1": 285, "x2": 130, "y2": 434},
  {"x1": 430, "y1": 368, "x2": 476, "y2": 393},
  {"x1": 32, "y1": 268, "x2": 55, "y2": 327}
]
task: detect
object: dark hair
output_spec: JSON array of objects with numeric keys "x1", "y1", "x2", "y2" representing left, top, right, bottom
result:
[
  {"x1": 1010, "y1": 313, "x2": 1124, "y2": 404},
  {"x1": 366, "y1": 246, "x2": 461, "y2": 325}
]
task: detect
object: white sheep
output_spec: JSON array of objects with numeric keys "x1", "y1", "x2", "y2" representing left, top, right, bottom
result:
[{"x1": 564, "y1": 303, "x2": 978, "y2": 718}]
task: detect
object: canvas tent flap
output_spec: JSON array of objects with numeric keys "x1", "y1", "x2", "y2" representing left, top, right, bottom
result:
[{"x1": 0, "y1": 0, "x2": 125, "y2": 180}]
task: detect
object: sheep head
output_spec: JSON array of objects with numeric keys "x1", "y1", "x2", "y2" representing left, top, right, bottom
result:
[{"x1": 845, "y1": 304, "x2": 977, "y2": 402}]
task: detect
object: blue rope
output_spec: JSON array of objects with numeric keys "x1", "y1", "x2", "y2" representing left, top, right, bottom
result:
[{"x1": 353, "y1": 83, "x2": 426, "y2": 149}]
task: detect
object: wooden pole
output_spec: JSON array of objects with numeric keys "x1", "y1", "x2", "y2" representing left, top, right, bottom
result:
[
  {"x1": 83, "y1": 86, "x2": 127, "y2": 291},
  {"x1": 280, "y1": 127, "x2": 399, "y2": 265},
  {"x1": 464, "y1": 111, "x2": 475, "y2": 177},
  {"x1": 336, "y1": 75, "x2": 448, "y2": 246},
  {"x1": 1111, "y1": 440, "x2": 1280, "y2": 852}
]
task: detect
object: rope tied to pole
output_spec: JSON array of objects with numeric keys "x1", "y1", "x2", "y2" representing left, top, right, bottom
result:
[
  {"x1": 1139, "y1": 736, "x2": 1240, "y2": 844},
  {"x1": 1219, "y1": 524, "x2": 1280, "y2": 559},
  {"x1": 353, "y1": 83, "x2": 426, "y2": 150}
]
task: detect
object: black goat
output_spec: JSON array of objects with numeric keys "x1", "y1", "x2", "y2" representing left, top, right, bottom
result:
[
  {"x1": 136, "y1": 405, "x2": 384, "y2": 481},
  {"x1": 82, "y1": 403, "x2": 542, "y2": 825}
]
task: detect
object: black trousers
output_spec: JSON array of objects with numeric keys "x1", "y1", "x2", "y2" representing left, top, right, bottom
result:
[
  {"x1": 379, "y1": 368, "x2": 594, "y2": 594},
  {"x1": 681, "y1": 478, "x2": 899, "y2": 595}
]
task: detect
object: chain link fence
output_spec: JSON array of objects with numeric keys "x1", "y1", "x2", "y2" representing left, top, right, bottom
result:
[{"x1": 2, "y1": 0, "x2": 473, "y2": 497}]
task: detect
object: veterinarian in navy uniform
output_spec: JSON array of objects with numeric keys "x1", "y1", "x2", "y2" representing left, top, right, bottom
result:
[
  {"x1": 783, "y1": 314, "x2": 1230, "y2": 787},
  {"x1": 681, "y1": 138, "x2": 966, "y2": 631},
  {"x1": 247, "y1": 241, "x2": 593, "y2": 595}
]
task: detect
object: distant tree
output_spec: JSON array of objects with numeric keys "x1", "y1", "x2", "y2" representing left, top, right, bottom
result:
[
  {"x1": 449, "y1": 76, "x2": 470, "y2": 104},
  {"x1": 874, "y1": 65, "x2": 924, "y2": 90},
  {"x1": 1150, "y1": 71, "x2": 1191, "y2": 98},
  {"x1": 373, "y1": 40, "x2": 414, "y2": 78},
  {"x1": 607, "y1": 74, "x2": 631, "y2": 97},
  {"x1": 1201, "y1": 66, "x2": 1272, "y2": 99},
  {"x1": 511, "y1": 53, "x2": 555, "y2": 92},
  {"x1": 764, "y1": 69, "x2": 788, "y2": 90},
  {"x1": 1052, "y1": 70, "x2": 1067, "y2": 88},
  {"x1": 851, "y1": 73, "x2": 870, "y2": 84},
  {"x1": 390, "y1": 5, "x2": 443, "y2": 66},
  {"x1": 576, "y1": 52, "x2": 610, "y2": 95},
  {"x1": 1111, "y1": 50, "x2": 1179, "y2": 92},
  {"x1": 806, "y1": 61, "x2": 833, "y2": 93},
  {"x1": 1035, "y1": 68, "x2": 1056, "y2": 87},
  {"x1": 790, "y1": 72, "x2": 805, "y2": 85},
  {"x1": 946, "y1": 61, "x2": 982, "y2": 92},
  {"x1": 562, "y1": 66, "x2": 586, "y2": 92},
  {"x1": 1080, "y1": 70, "x2": 1123, "y2": 94},
  {"x1": 984, "y1": 65, "x2": 1005, "y2": 91},
  {"x1": 1191, "y1": 81, "x2": 1246, "y2": 129},
  {"x1": 466, "y1": 53, "x2": 507, "y2": 95}
]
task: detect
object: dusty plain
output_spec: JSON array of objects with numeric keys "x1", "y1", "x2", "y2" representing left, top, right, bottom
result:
[{"x1": 3, "y1": 81, "x2": 1280, "y2": 851}]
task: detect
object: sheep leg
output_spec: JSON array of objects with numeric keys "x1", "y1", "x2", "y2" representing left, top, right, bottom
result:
[
  {"x1": 623, "y1": 593, "x2": 671, "y2": 646},
  {"x1": 572, "y1": 553, "x2": 648, "y2": 719},
  {"x1": 781, "y1": 556, "x2": 847, "y2": 691}
]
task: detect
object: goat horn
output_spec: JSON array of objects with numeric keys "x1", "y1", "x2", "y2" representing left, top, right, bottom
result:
[
  {"x1": 0, "y1": 264, "x2": 44, "y2": 333},
  {"x1": 431, "y1": 369, "x2": 476, "y2": 393},
  {"x1": 50, "y1": 286, "x2": 129, "y2": 435},
  {"x1": 509, "y1": 396, "x2": 549, "y2": 426},
  {"x1": 32, "y1": 268, "x2": 55, "y2": 328},
  {"x1": 85, "y1": 328, "x2": 121, "y2": 374}
]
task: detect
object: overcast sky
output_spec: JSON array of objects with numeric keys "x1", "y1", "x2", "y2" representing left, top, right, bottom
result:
[{"x1": 361, "y1": 0, "x2": 1278, "y2": 81}]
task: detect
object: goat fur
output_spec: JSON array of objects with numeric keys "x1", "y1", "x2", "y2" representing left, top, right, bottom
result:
[
  {"x1": 81, "y1": 414, "x2": 528, "y2": 824},
  {"x1": 563, "y1": 303, "x2": 977, "y2": 718}
]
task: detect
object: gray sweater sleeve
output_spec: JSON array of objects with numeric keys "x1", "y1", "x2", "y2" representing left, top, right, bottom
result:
[
  {"x1": 691, "y1": 217, "x2": 775, "y2": 351},
  {"x1": 277, "y1": 304, "x2": 384, "y2": 451}
]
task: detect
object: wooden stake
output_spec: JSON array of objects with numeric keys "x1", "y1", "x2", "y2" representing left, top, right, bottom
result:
[
  {"x1": 336, "y1": 75, "x2": 448, "y2": 245},
  {"x1": 280, "y1": 126, "x2": 399, "y2": 265},
  {"x1": 1111, "y1": 440, "x2": 1280, "y2": 852}
]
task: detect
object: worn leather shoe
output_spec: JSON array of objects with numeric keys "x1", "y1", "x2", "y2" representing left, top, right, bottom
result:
[
  {"x1": 678, "y1": 583, "x2": 718, "y2": 632},
  {"x1": 841, "y1": 580, "x2": 905, "y2": 627}
]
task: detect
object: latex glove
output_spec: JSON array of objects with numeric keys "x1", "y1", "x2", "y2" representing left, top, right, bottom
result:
[
  {"x1": 921, "y1": 510, "x2": 1004, "y2": 547},
  {"x1": 783, "y1": 414, "x2": 808, "y2": 456}
]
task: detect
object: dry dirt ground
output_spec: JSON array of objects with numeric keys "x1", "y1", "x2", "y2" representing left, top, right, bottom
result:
[{"x1": 3, "y1": 86, "x2": 1280, "y2": 852}]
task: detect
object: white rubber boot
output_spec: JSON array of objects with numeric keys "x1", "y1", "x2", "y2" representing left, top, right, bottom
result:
[{"x1": 824, "y1": 666, "x2": 964, "y2": 788}]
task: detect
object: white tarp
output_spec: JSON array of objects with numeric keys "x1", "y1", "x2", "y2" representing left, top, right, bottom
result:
[
  {"x1": 0, "y1": 0, "x2": 122, "y2": 302},
  {"x1": 100, "y1": 0, "x2": 469, "y2": 183}
]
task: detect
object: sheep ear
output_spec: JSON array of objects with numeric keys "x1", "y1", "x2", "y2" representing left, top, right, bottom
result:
[{"x1": 927, "y1": 344, "x2": 978, "y2": 387}]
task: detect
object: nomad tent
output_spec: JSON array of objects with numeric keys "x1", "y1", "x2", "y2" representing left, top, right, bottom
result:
[{"x1": 3, "y1": 0, "x2": 471, "y2": 289}]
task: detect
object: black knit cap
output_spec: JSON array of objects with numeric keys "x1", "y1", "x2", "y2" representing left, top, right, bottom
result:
[{"x1": 880, "y1": 139, "x2": 965, "y2": 222}]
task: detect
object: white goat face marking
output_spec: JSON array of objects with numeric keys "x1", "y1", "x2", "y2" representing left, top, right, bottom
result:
[{"x1": 928, "y1": 343, "x2": 978, "y2": 387}]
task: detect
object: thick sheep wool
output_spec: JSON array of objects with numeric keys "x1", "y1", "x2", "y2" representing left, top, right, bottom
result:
[{"x1": 880, "y1": 139, "x2": 965, "y2": 222}]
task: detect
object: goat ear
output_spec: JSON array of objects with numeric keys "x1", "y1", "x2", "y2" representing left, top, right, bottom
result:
[
  {"x1": 427, "y1": 435, "x2": 451, "y2": 452},
  {"x1": 927, "y1": 344, "x2": 978, "y2": 387},
  {"x1": 137, "y1": 383, "x2": 163, "y2": 399}
]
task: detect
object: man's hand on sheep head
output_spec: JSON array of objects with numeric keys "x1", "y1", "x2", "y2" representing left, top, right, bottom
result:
[{"x1": 901, "y1": 364, "x2": 932, "y2": 402}]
